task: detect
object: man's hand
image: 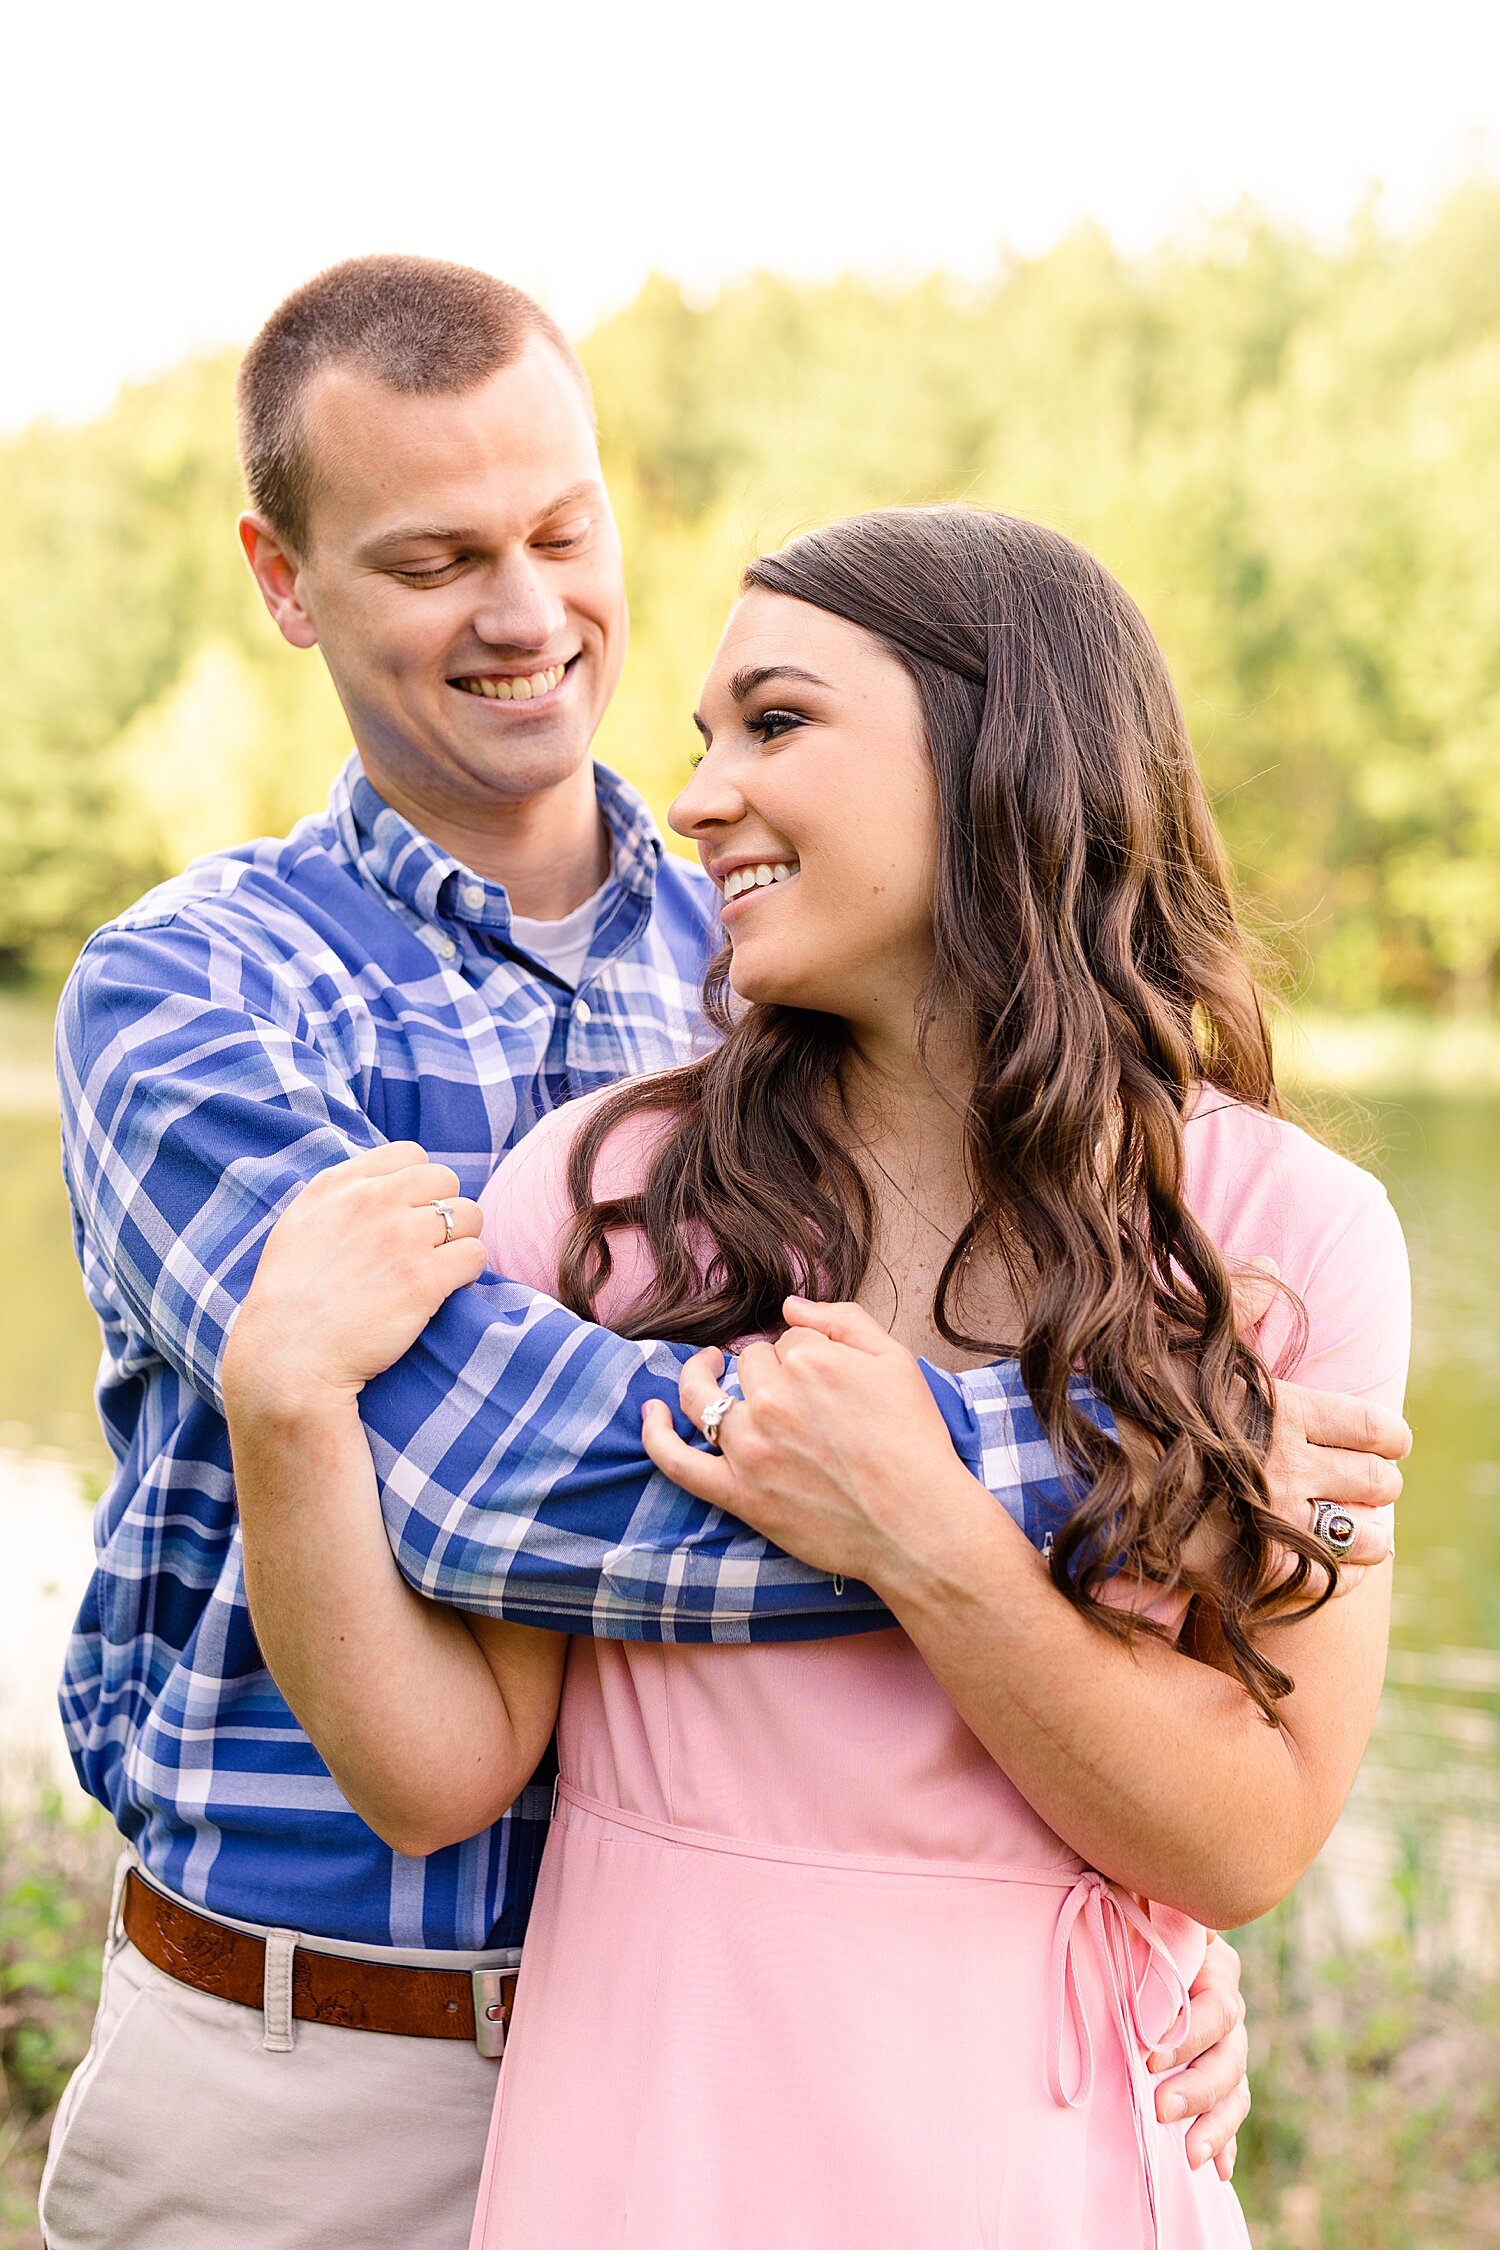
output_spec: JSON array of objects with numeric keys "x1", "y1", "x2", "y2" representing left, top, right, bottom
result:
[
  {"x1": 1232, "y1": 1259, "x2": 1410, "y2": 1583},
  {"x1": 643, "y1": 1300, "x2": 1260, "y2": 2176},
  {"x1": 222, "y1": 1145, "x2": 487, "y2": 1418},
  {"x1": 1153, "y1": 1933, "x2": 1250, "y2": 2178}
]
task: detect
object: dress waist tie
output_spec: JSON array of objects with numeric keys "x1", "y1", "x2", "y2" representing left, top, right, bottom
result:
[{"x1": 1046, "y1": 1870, "x2": 1194, "y2": 2250}]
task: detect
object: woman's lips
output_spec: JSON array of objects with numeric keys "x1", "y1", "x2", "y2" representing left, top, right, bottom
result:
[{"x1": 720, "y1": 864, "x2": 800, "y2": 921}]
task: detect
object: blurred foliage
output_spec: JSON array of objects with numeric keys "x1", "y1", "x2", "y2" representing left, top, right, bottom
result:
[
  {"x1": 4, "y1": 190, "x2": 1500, "y2": 1006},
  {"x1": 0, "y1": 1783, "x2": 116, "y2": 2248},
  {"x1": 1232, "y1": 1901, "x2": 1500, "y2": 2249}
]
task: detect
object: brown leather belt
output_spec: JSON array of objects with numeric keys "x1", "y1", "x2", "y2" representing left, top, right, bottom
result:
[{"x1": 122, "y1": 1868, "x2": 518, "y2": 2055}]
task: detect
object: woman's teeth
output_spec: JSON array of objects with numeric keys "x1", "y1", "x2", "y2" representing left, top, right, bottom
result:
[
  {"x1": 454, "y1": 663, "x2": 568, "y2": 701},
  {"x1": 723, "y1": 861, "x2": 797, "y2": 900}
]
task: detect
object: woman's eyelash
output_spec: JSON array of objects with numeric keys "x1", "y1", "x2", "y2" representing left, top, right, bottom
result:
[
  {"x1": 748, "y1": 707, "x2": 804, "y2": 740},
  {"x1": 688, "y1": 706, "x2": 806, "y2": 767}
]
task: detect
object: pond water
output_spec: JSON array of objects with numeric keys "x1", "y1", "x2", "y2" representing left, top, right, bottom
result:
[{"x1": 1, "y1": 1064, "x2": 1496, "y2": 1955}]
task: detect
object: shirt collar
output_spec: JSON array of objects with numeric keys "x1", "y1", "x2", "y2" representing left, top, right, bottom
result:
[{"x1": 329, "y1": 751, "x2": 664, "y2": 930}]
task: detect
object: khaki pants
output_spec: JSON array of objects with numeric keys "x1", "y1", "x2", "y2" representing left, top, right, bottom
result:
[{"x1": 40, "y1": 1860, "x2": 508, "y2": 2250}]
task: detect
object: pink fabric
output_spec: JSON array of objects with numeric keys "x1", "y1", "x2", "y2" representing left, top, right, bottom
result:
[{"x1": 471, "y1": 1089, "x2": 1408, "y2": 2249}]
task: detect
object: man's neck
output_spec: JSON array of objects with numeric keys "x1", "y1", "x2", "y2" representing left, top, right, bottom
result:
[{"x1": 365, "y1": 760, "x2": 613, "y2": 919}]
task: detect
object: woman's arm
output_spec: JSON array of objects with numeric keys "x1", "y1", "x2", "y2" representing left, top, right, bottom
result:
[
  {"x1": 874, "y1": 1440, "x2": 1388, "y2": 1930},
  {"x1": 644, "y1": 1182, "x2": 1409, "y2": 1932},
  {"x1": 225, "y1": 1145, "x2": 565, "y2": 1859}
]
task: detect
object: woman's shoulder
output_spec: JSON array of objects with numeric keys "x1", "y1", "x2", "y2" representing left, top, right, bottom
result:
[
  {"x1": 478, "y1": 1077, "x2": 682, "y2": 1294},
  {"x1": 1183, "y1": 1088, "x2": 1390, "y2": 1237},
  {"x1": 1183, "y1": 1089, "x2": 1409, "y2": 1399},
  {"x1": 491, "y1": 1078, "x2": 681, "y2": 1197}
]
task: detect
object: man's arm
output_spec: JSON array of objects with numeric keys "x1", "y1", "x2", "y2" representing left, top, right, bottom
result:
[{"x1": 59, "y1": 917, "x2": 982, "y2": 1638}]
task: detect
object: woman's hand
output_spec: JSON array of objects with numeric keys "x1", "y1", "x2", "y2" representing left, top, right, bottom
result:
[
  {"x1": 222, "y1": 1144, "x2": 487, "y2": 1418},
  {"x1": 641, "y1": 1295, "x2": 988, "y2": 1588}
]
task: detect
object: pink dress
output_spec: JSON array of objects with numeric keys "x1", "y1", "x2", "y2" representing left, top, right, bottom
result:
[{"x1": 470, "y1": 1089, "x2": 1409, "y2": 2250}]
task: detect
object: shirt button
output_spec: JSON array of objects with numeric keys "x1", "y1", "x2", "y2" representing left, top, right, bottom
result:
[
  {"x1": 574, "y1": 998, "x2": 593, "y2": 1024},
  {"x1": 440, "y1": 939, "x2": 457, "y2": 960},
  {"x1": 461, "y1": 883, "x2": 485, "y2": 911}
]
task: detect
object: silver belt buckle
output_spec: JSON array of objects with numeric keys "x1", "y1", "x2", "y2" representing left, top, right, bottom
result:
[{"x1": 472, "y1": 1960, "x2": 519, "y2": 2059}]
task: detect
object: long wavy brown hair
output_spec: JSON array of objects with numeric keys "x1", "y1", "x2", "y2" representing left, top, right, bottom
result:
[{"x1": 560, "y1": 506, "x2": 1332, "y2": 1716}]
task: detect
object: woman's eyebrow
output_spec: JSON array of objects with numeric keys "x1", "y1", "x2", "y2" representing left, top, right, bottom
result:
[
  {"x1": 726, "y1": 663, "x2": 832, "y2": 702},
  {"x1": 693, "y1": 663, "x2": 834, "y2": 736}
]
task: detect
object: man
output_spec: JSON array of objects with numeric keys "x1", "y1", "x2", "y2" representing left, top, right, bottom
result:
[{"x1": 43, "y1": 256, "x2": 1405, "y2": 2248}]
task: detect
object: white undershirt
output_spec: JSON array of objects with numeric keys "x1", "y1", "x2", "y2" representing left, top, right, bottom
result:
[{"x1": 507, "y1": 878, "x2": 609, "y2": 990}]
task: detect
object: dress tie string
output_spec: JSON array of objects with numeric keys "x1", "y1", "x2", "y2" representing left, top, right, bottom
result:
[{"x1": 1046, "y1": 1870, "x2": 1194, "y2": 2249}]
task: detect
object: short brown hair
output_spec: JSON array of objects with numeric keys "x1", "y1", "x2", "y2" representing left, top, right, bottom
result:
[{"x1": 236, "y1": 254, "x2": 590, "y2": 552}]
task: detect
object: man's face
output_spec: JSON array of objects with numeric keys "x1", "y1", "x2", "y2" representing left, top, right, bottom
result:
[{"x1": 263, "y1": 340, "x2": 627, "y2": 824}]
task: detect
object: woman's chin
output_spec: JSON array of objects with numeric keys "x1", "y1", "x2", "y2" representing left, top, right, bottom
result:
[
  {"x1": 726, "y1": 953, "x2": 847, "y2": 1017},
  {"x1": 726, "y1": 960, "x2": 795, "y2": 1007}
]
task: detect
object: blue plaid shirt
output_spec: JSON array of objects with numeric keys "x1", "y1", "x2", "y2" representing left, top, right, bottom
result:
[{"x1": 56, "y1": 754, "x2": 1093, "y2": 1949}]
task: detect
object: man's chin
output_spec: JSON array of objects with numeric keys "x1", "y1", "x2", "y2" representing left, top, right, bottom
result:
[{"x1": 358, "y1": 716, "x2": 597, "y2": 818}]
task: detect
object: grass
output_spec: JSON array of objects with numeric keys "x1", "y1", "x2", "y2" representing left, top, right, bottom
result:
[{"x1": 1232, "y1": 1905, "x2": 1500, "y2": 2249}]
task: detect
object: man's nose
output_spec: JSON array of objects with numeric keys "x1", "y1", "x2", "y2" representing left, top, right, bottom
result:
[{"x1": 470, "y1": 554, "x2": 568, "y2": 653}]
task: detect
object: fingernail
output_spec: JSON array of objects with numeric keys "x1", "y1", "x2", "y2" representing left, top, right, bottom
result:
[
  {"x1": 784, "y1": 1294, "x2": 812, "y2": 1308},
  {"x1": 1149, "y1": 2048, "x2": 1178, "y2": 2073},
  {"x1": 1190, "y1": 2139, "x2": 1208, "y2": 2168},
  {"x1": 1161, "y1": 2093, "x2": 1185, "y2": 2121}
]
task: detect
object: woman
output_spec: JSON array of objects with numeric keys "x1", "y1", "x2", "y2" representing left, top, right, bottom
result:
[{"x1": 224, "y1": 508, "x2": 1408, "y2": 2248}]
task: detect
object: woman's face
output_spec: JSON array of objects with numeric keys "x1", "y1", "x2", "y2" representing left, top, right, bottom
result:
[{"x1": 671, "y1": 589, "x2": 940, "y2": 1041}]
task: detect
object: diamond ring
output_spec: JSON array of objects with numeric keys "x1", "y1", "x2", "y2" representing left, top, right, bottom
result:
[{"x1": 699, "y1": 1391, "x2": 736, "y2": 1449}]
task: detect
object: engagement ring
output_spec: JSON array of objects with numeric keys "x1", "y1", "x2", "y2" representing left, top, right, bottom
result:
[
  {"x1": 699, "y1": 1391, "x2": 736, "y2": 1448},
  {"x1": 428, "y1": 1199, "x2": 457, "y2": 1247}
]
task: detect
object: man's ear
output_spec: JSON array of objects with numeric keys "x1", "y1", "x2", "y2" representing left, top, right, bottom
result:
[{"x1": 239, "y1": 512, "x2": 319, "y2": 650}]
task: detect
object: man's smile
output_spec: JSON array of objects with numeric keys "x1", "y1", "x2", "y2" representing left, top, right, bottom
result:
[{"x1": 449, "y1": 655, "x2": 579, "y2": 704}]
